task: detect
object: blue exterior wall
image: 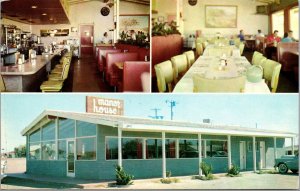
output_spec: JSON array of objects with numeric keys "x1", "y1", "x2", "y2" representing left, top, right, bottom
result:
[{"x1": 26, "y1": 123, "x2": 286, "y2": 180}]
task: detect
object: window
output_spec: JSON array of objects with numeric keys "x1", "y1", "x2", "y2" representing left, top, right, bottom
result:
[
  {"x1": 166, "y1": 139, "x2": 176, "y2": 158},
  {"x1": 106, "y1": 138, "x2": 118, "y2": 160},
  {"x1": 42, "y1": 121, "x2": 55, "y2": 141},
  {"x1": 77, "y1": 137, "x2": 96, "y2": 160},
  {"x1": 29, "y1": 143, "x2": 41, "y2": 160},
  {"x1": 289, "y1": 7, "x2": 299, "y2": 40},
  {"x1": 76, "y1": 121, "x2": 96, "y2": 137},
  {"x1": 58, "y1": 140, "x2": 66, "y2": 160},
  {"x1": 206, "y1": 140, "x2": 228, "y2": 157},
  {"x1": 42, "y1": 141, "x2": 56, "y2": 160},
  {"x1": 272, "y1": 11, "x2": 284, "y2": 37},
  {"x1": 179, "y1": 139, "x2": 204, "y2": 158},
  {"x1": 146, "y1": 139, "x2": 162, "y2": 159},
  {"x1": 59, "y1": 119, "x2": 75, "y2": 139},
  {"x1": 247, "y1": 141, "x2": 259, "y2": 152},
  {"x1": 29, "y1": 129, "x2": 40, "y2": 142},
  {"x1": 122, "y1": 138, "x2": 143, "y2": 159}
]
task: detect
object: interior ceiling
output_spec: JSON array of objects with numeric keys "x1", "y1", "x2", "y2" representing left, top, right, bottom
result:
[
  {"x1": 67, "y1": 0, "x2": 150, "y2": 6},
  {"x1": 1, "y1": 0, "x2": 70, "y2": 25},
  {"x1": 255, "y1": 0, "x2": 280, "y2": 4}
]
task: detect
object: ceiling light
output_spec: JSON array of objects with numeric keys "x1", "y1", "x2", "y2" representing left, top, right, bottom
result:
[
  {"x1": 42, "y1": 13, "x2": 47, "y2": 16},
  {"x1": 31, "y1": 5, "x2": 37, "y2": 9},
  {"x1": 49, "y1": 18, "x2": 53, "y2": 20}
]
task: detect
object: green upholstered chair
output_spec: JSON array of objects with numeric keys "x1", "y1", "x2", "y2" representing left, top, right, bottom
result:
[
  {"x1": 208, "y1": 48, "x2": 232, "y2": 57},
  {"x1": 239, "y1": 43, "x2": 245, "y2": 55},
  {"x1": 52, "y1": 58, "x2": 71, "y2": 73},
  {"x1": 234, "y1": 38, "x2": 241, "y2": 46},
  {"x1": 196, "y1": 42, "x2": 203, "y2": 57},
  {"x1": 202, "y1": 41, "x2": 209, "y2": 50},
  {"x1": 48, "y1": 63, "x2": 70, "y2": 81},
  {"x1": 184, "y1": 51, "x2": 195, "y2": 68},
  {"x1": 55, "y1": 56, "x2": 71, "y2": 69},
  {"x1": 261, "y1": 59, "x2": 282, "y2": 93},
  {"x1": 155, "y1": 60, "x2": 175, "y2": 92},
  {"x1": 193, "y1": 75, "x2": 246, "y2": 93},
  {"x1": 40, "y1": 80, "x2": 64, "y2": 92},
  {"x1": 0, "y1": 74, "x2": 6, "y2": 92},
  {"x1": 252, "y1": 52, "x2": 266, "y2": 66},
  {"x1": 196, "y1": 37, "x2": 206, "y2": 44},
  {"x1": 171, "y1": 54, "x2": 189, "y2": 83}
]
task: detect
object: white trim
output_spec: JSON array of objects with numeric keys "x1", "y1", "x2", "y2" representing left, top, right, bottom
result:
[
  {"x1": 55, "y1": 118, "x2": 58, "y2": 160},
  {"x1": 274, "y1": 137, "x2": 277, "y2": 165},
  {"x1": 142, "y1": 138, "x2": 146, "y2": 159},
  {"x1": 253, "y1": 136, "x2": 256, "y2": 172},
  {"x1": 291, "y1": 137, "x2": 295, "y2": 155},
  {"x1": 198, "y1": 133, "x2": 202, "y2": 176},
  {"x1": 175, "y1": 139, "x2": 179, "y2": 159},
  {"x1": 228, "y1": 135, "x2": 232, "y2": 169},
  {"x1": 118, "y1": 127, "x2": 122, "y2": 167},
  {"x1": 66, "y1": 139, "x2": 76, "y2": 177},
  {"x1": 162, "y1": 132, "x2": 166, "y2": 179}
]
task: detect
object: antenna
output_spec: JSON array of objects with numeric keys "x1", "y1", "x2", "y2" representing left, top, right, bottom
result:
[
  {"x1": 165, "y1": 100, "x2": 178, "y2": 120},
  {"x1": 148, "y1": 108, "x2": 164, "y2": 119}
]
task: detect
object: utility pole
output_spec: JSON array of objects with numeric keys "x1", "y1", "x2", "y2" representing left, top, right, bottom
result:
[
  {"x1": 149, "y1": 108, "x2": 164, "y2": 119},
  {"x1": 165, "y1": 100, "x2": 177, "y2": 120}
]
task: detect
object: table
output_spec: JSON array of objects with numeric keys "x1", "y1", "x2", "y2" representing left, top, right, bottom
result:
[
  {"x1": 203, "y1": 44, "x2": 240, "y2": 57},
  {"x1": 173, "y1": 56, "x2": 271, "y2": 93},
  {"x1": 114, "y1": 62, "x2": 124, "y2": 70},
  {"x1": 0, "y1": 49, "x2": 63, "y2": 92}
]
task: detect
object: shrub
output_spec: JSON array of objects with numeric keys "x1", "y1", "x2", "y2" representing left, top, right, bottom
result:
[
  {"x1": 160, "y1": 178, "x2": 172, "y2": 184},
  {"x1": 115, "y1": 165, "x2": 134, "y2": 185},
  {"x1": 200, "y1": 162, "x2": 212, "y2": 177},
  {"x1": 166, "y1": 171, "x2": 172, "y2": 178},
  {"x1": 199, "y1": 174, "x2": 215, "y2": 180},
  {"x1": 227, "y1": 164, "x2": 240, "y2": 176}
]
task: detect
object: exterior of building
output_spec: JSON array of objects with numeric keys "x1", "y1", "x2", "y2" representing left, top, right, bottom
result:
[{"x1": 21, "y1": 110, "x2": 297, "y2": 180}]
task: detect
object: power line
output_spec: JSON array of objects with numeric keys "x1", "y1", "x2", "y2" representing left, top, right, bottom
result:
[
  {"x1": 148, "y1": 108, "x2": 164, "y2": 119},
  {"x1": 165, "y1": 100, "x2": 178, "y2": 120}
]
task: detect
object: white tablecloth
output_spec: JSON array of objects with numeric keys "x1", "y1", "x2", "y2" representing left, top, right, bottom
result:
[
  {"x1": 203, "y1": 44, "x2": 240, "y2": 57},
  {"x1": 173, "y1": 56, "x2": 271, "y2": 93}
]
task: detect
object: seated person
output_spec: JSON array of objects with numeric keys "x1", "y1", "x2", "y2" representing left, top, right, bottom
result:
[
  {"x1": 281, "y1": 32, "x2": 293, "y2": 43},
  {"x1": 257, "y1": 29, "x2": 265, "y2": 37},
  {"x1": 265, "y1": 30, "x2": 281, "y2": 59},
  {"x1": 101, "y1": 32, "x2": 111, "y2": 44},
  {"x1": 237, "y1": 30, "x2": 245, "y2": 42}
]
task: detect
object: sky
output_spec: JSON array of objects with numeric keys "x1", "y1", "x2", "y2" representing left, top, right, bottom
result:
[{"x1": 1, "y1": 93, "x2": 299, "y2": 152}]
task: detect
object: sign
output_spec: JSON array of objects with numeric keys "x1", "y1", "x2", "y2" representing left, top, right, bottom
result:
[{"x1": 86, "y1": 96, "x2": 124, "y2": 116}]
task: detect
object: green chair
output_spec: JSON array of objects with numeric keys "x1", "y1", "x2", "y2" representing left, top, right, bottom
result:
[
  {"x1": 234, "y1": 38, "x2": 241, "y2": 46},
  {"x1": 202, "y1": 41, "x2": 209, "y2": 50},
  {"x1": 208, "y1": 48, "x2": 231, "y2": 57},
  {"x1": 239, "y1": 43, "x2": 245, "y2": 55},
  {"x1": 0, "y1": 74, "x2": 6, "y2": 92},
  {"x1": 252, "y1": 51, "x2": 266, "y2": 66},
  {"x1": 261, "y1": 59, "x2": 282, "y2": 93},
  {"x1": 40, "y1": 80, "x2": 64, "y2": 92},
  {"x1": 193, "y1": 75, "x2": 246, "y2": 93},
  {"x1": 52, "y1": 58, "x2": 71, "y2": 73},
  {"x1": 48, "y1": 63, "x2": 70, "y2": 81},
  {"x1": 154, "y1": 60, "x2": 175, "y2": 92},
  {"x1": 171, "y1": 54, "x2": 189, "y2": 83},
  {"x1": 184, "y1": 51, "x2": 195, "y2": 68},
  {"x1": 196, "y1": 42, "x2": 203, "y2": 57}
]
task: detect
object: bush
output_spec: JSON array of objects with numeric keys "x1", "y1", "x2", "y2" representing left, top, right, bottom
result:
[
  {"x1": 199, "y1": 174, "x2": 215, "y2": 180},
  {"x1": 166, "y1": 171, "x2": 171, "y2": 178},
  {"x1": 200, "y1": 162, "x2": 212, "y2": 177},
  {"x1": 115, "y1": 165, "x2": 134, "y2": 185},
  {"x1": 227, "y1": 164, "x2": 240, "y2": 176},
  {"x1": 160, "y1": 178, "x2": 180, "y2": 184}
]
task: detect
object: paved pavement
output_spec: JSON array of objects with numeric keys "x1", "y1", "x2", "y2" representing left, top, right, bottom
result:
[
  {"x1": 1, "y1": 171, "x2": 299, "y2": 189},
  {"x1": 5, "y1": 158, "x2": 26, "y2": 173}
]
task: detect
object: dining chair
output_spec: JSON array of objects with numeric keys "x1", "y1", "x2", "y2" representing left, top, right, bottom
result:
[
  {"x1": 196, "y1": 42, "x2": 203, "y2": 57},
  {"x1": 208, "y1": 48, "x2": 231, "y2": 57},
  {"x1": 0, "y1": 74, "x2": 6, "y2": 92},
  {"x1": 251, "y1": 51, "x2": 266, "y2": 66},
  {"x1": 261, "y1": 59, "x2": 282, "y2": 93},
  {"x1": 193, "y1": 75, "x2": 246, "y2": 93},
  {"x1": 154, "y1": 60, "x2": 175, "y2": 92},
  {"x1": 184, "y1": 51, "x2": 195, "y2": 68},
  {"x1": 234, "y1": 38, "x2": 241, "y2": 46},
  {"x1": 14, "y1": 52, "x2": 20, "y2": 64},
  {"x1": 239, "y1": 43, "x2": 245, "y2": 55},
  {"x1": 171, "y1": 54, "x2": 189, "y2": 83},
  {"x1": 202, "y1": 41, "x2": 209, "y2": 50}
]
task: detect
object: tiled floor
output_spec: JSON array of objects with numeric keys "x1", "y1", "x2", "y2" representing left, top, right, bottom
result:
[{"x1": 64, "y1": 56, "x2": 113, "y2": 92}]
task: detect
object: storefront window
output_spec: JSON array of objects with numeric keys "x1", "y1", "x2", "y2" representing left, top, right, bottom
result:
[
  {"x1": 76, "y1": 121, "x2": 96, "y2": 137},
  {"x1": 77, "y1": 137, "x2": 96, "y2": 160},
  {"x1": 29, "y1": 142, "x2": 41, "y2": 160},
  {"x1": 29, "y1": 129, "x2": 41, "y2": 142},
  {"x1": 179, "y1": 139, "x2": 202, "y2": 158},
  {"x1": 42, "y1": 141, "x2": 56, "y2": 160},
  {"x1": 289, "y1": 7, "x2": 299, "y2": 40},
  {"x1": 59, "y1": 119, "x2": 75, "y2": 139},
  {"x1": 58, "y1": 140, "x2": 66, "y2": 160},
  {"x1": 166, "y1": 139, "x2": 176, "y2": 158},
  {"x1": 122, "y1": 138, "x2": 143, "y2": 159},
  {"x1": 106, "y1": 137, "x2": 118, "y2": 160},
  {"x1": 146, "y1": 139, "x2": 162, "y2": 159},
  {"x1": 42, "y1": 121, "x2": 55, "y2": 141},
  {"x1": 272, "y1": 10, "x2": 284, "y2": 37},
  {"x1": 206, "y1": 140, "x2": 228, "y2": 157}
]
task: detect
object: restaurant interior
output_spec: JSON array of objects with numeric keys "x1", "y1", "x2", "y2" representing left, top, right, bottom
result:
[
  {"x1": 0, "y1": 0, "x2": 150, "y2": 92},
  {"x1": 152, "y1": 0, "x2": 299, "y2": 93}
]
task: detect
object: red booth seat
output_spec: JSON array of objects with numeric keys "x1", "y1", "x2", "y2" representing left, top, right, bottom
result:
[
  {"x1": 115, "y1": 44, "x2": 150, "y2": 61},
  {"x1": 277, "y1": 42, "x2": 299, "y2": 72},
  {"x1": 118, "y1": 61, "x2": 150, "y2": 92},
  {"x1": 105, "y1": 52, "x2": 139, "y2": 87},
  {"x1": 95, "y1": 45, "x2": 113, "y2": 60},
  {"x1": 98, "y1": 49, "x2": 121, "y2": 72}
]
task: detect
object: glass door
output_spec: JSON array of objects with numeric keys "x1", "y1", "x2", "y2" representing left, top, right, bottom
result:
[{"x1": 67, "y1": 140, "x2": 75, "y2": 177}]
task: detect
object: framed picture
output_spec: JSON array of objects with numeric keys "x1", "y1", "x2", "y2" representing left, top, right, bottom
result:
[
  {"x1": 119, "y1": 14, "x2": 150, "y2": 35},
  {"x1": 205, "y1": 5, "x2": 238, "y2": 28}
]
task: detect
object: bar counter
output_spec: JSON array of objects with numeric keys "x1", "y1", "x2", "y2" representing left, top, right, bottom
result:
[{"x1": 1, "y1": 49, "x2": 64, "y2": 92}]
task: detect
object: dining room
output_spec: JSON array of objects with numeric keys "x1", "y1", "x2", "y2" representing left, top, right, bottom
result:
[
  {"x1": 152, "y1": 0, "x2": 299, "y2": 93},
  {"x1": 0, "y1": 0, "x2": 150, "y2": 93}
]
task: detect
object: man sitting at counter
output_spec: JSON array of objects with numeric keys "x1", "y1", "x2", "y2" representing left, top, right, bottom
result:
[{"x1": 101, "y1": 32, "x2": 112, "y2": 44}]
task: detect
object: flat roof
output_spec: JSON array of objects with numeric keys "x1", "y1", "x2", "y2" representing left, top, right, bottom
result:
[{"x1": 21, "y1": 110, "x2": 297, "y2": 138}]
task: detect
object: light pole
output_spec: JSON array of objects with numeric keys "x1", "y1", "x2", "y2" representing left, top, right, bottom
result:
[{"x1": 165, "y1": 100, "x2": 177, "y2": 120}]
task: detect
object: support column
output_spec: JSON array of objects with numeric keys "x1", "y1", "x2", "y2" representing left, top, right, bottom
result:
[
  {"x1": 55, "y1": 118, "x2": 58, "y2": 160},
  {"x1": 198, "y1": 133, "x2": 202, "y2": 176},
  {"x1": 162, "y1": 132, "x2": 166, "y2": 178},
  {"x1": 274, "y1": 137, "x2": 277, "y2": 164},
  {"x1": 228, "y1": 135, "x2": 232, "y2": 170},
  {"x1": 175, "y1": 139, "x2": 179, "y2": 159},
  {"x1": 118, "y1": 127, "x2": 122, "y2": 167},
  {"x1": 253, "y1": 136, "x2": 256, "y2": 172},
  {"x1": 291, "y1": 137, "x2": 295, "y2": 155},
  {"x1": 143, "y1": 138, "x2": 146, "y2": 159}
]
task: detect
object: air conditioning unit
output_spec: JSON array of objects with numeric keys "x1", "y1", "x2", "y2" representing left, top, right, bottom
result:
[{"x1": 256, "y1": 5, "x2": 269, "y2": 15}]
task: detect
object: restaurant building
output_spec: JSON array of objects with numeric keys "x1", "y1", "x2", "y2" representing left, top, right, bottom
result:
[{"x1": 21, "y1": 110, "x2": 297, "y2": 180}]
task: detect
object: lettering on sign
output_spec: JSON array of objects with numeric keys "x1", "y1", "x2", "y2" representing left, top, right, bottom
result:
[{"x1": 86, "y1": 96, "x2": 124, "y2": 116}]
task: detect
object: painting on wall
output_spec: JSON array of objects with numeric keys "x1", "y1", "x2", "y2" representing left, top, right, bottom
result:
[
  {"x1": 205, "y1": 5, "x2": 237, "y2": 28},
  {"x1": 119, "y1": 15, "x2": 150, "y2": 35}
]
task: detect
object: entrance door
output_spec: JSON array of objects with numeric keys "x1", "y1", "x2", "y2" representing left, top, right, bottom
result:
[
  {"x1": 67, "y1": 139, "x2": 75, "y2": 177},
  {"x1": 259, "y1": 141, "x2": 266, "y2": 169},
  {"x1": 80, "y1": 24, "x2": 94, "y2": 57},
  {"x1": 240, "y1": 141, "x2": 246, "y2": 170}
]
